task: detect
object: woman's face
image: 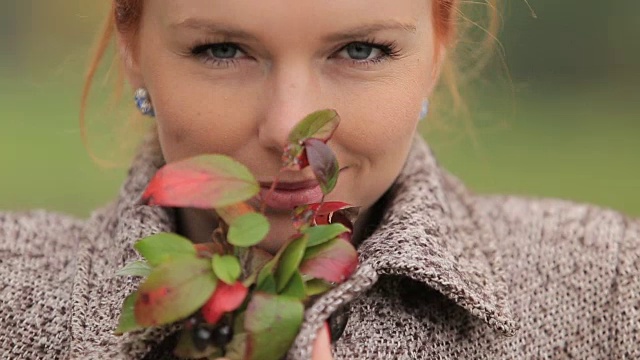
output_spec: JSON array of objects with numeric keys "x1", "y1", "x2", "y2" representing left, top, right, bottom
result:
[{"x1": 124, "y1": 0, "x2": 441, "y2": 251}]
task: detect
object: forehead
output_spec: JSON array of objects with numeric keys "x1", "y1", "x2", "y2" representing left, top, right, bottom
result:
[{"x1": 153, "y1": 0, "x2": 429, "y2": 35}]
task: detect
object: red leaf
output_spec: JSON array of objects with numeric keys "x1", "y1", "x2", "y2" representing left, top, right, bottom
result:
[
  {"x1": 299, "y1": 238, "x2": 358, "y2": 283},
  {"x1": 201, "y1": 282, "x2": 248, "y2": 324},
  {"x1": 282, "y1": 143, "x2": 309, "y2": 171},
  {"x1": 303, "y1": 202, "x2": 354, "y2": 215},
  {"x1": 304, "y1": 138, "x2": 339, "y2": 195},
  {"x1": 141, "y1": 155, "x2": 259, "y2": 209},
  {"x1": 294, "y1": 202, "x2": 360, "y2": 230},
  {"x1": 134, "y1": 259, "x2": 216, "y2": 327}
]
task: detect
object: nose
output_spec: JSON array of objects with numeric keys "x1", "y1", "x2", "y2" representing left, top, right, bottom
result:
[{"x1": 258, "y1": 62, "x2": 322, "y2": 152}]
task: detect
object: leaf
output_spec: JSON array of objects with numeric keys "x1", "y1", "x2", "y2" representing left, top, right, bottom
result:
[
  {"x1": 255, "y1": 237, "x2": 289, "y2": 290},
  {"x1": 304, "y1": 138, "x2": 339, "y2": 195},
  {"x1": 294, "y1": 202, "x2": 359, "y2": 228},
  {"x1": 245, "y1": 293, "x2": 304, "y2": 360},
  {"x1": 201, "y1": 282, "x2": 248, "y2": 324},
  {"x1": 134, "y1": 233, "x2": 196, "y2": 266},
  {"x1": 282, "y1": 143, "x2": 309, "y2": 171},
  {"x1": 305, "y1": 279, "x2": 334, "y2": 296},
  {"x1": 212, "y1": 254, "x2": 242, "y2": 284},
  {"x1": 280, "y1": 271, "x2": 306, "y2": 299},
  {"x1": 115, "y1": 293, "x2": 142, "y2": 335},
  {"x1": 303, "y1": 223, "x2": 350, "y2": 247},
  {"x1": 141, "y1": 154, "x2": 259, "y2": 209},
  {"x1": 255, "y1": 274, "x2": 277, "y2": 294},
  {"x1": 274, "y1": 234, "x2": 308, "y2": 292},
  {"x1": 224, "y1": 332, "x2": 248, "y2": 360},
  {"x1": 134, "y1": 258, "x2": 217, "y2": 327},
  {"x1": 287, "y1": 109, "x2": 340, "y2": 144},
  {"x1": 300, "y1": 238, "x2": 358, "y2": 283},
  {"x1": 115, "y1": 260, "x2": 152, "y2": 278},
  {"x1": 227, "y1": 212, "x2": 270, "y2": 247},
  {"x1": 302, "y1": 202, "x2": 355, "y2": 215}
]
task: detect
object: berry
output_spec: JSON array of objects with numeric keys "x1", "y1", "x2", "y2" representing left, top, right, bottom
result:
[{"x1": 192, "y1": 326, "x2": 213, "y2": 351}]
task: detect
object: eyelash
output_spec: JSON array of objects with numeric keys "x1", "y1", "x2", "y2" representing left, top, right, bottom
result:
[
  {"x1": 189, "y1": 39, "x2": 401, "y2": 68},
  {"x1": 338, "y1": 39, "x2": 401, "y2": 66},
  {"x1": 190, "y1": 42, "x2": 242, "y2": 68}
]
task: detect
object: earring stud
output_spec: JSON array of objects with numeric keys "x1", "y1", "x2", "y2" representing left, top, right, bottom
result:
[
  {"x1": 419, "y1": 100, "x2": 430, "y2": 121},
  {"x1": 134, "y1": 88, "x2": 155, "y2": 117}
]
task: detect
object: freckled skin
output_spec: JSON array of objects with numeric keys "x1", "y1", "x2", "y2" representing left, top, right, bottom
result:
[{"x1": 119, "y1": 0, "x2": 442, "y2": 253}]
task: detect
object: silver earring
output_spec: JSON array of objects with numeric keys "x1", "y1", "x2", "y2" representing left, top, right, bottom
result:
[
  {"x1": 134, "y1": 88, "x2": 155, "y2": 117},
  {"x1": 419, "y1": 100, "x2": 430, "y2": 121}
]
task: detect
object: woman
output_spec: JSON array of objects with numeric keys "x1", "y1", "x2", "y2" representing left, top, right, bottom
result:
[{"x1": 1, "y1": 0, "x2": 638, "y2": 359}]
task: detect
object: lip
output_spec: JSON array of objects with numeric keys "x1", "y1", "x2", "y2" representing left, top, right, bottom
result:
[{"x1": 258, "y1": 180, "x2": 323, "y2": 211}]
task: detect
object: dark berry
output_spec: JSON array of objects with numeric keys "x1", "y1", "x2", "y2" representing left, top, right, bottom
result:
[
  {"x1": 192, "y1": 326, "x2": 213, "y2": 351},
  {"x1": 212, "y1": 324, "x2": 233, "y2": 347}
]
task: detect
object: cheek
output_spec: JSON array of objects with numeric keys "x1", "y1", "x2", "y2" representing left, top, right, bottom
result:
[
  {"x1": 146, "y1": 62, "x2": 259, "y2": 162},
  {"x1": 330, "y1": 64, "x2": 430, "y2": 207}
]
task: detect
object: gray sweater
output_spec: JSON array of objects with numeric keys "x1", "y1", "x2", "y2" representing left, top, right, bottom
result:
[{"x1": 1, "y1": 135, "x2": 638, "y2": 359}]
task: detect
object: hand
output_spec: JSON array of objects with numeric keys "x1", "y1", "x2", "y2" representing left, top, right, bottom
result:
[{"x1": 311, "y1": 322, "x2": 334, "y2": 360}]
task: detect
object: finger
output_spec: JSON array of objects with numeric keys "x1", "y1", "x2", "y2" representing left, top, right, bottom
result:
[{"x1": 311, "y1": 322, "x2": 334, "y2": 360}]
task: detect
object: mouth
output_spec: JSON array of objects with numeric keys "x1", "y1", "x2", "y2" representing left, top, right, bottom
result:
[{"x1": 258, "y1": 179, "x2": 323, "y2": 212}]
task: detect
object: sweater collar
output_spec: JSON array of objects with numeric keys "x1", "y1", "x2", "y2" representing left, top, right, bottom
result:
[
  {"x1": 75, "y1": 133, "x2": 517, "y2": 357},
  {"x1": 357, "y1": 136, "x2": 518, "y2": 335}
]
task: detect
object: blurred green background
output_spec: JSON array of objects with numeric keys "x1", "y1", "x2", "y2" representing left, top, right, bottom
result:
[{"x1": 1, "y1": 2, "x2": 638, "y2": 218}]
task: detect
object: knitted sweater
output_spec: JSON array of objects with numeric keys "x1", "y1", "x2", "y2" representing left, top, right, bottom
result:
[{"x1": 1, "y1": 135, "x2": 638, "y2": 359}]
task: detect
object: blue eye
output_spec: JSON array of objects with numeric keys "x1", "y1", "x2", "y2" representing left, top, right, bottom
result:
[
  {"x1": 344, "y1": 43, "x2": 377, "y2": 60},
  {"x1": 190, "y1": 42, "x2": 246, "y2": 67},
  {"x1": 193, "y1": 43, "x2": 242, "y2": 59},
  {"x1": 335, "y1": 40, "x2": 399, "y2": 65},
  {"x1": 205, "y1": 43, "x2": 240, "y2": 59}
]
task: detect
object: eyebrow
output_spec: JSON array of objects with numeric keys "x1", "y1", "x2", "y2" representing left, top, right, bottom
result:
[
  {"x1": 170, "y1": 18, "x2": 417, "y2": 42},
  {"x1": 171, "y1": 18, "x2": 259, "y2": 41},
  {"x1": 323, "y1": 21, "x2": 417, "y2": 42}
]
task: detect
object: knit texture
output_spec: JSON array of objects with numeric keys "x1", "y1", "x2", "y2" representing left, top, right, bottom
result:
[{"x1": 1, "y1": 134, "x2": 638, "y2": 359}]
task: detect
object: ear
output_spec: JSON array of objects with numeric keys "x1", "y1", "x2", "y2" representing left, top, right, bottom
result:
[{"x1": 116, "y1": 30, "x2": 144, "y2": 89}]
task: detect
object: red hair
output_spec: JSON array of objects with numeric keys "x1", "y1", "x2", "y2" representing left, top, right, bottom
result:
[{"x1": 80, "y1": 0, "x2": 500, "y2": 156}]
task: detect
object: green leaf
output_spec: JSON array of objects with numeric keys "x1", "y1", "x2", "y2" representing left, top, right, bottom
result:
[
  {"x1": 141, "y1": 154, "x2": 259, "y2": 209},
  {"x1": 287, "y1": 109, "x2": 340, "y2": 144},
  {"x1": 256, "y1": 274, "x2": 277, "y2": 294},
  {"x1": 274, "y1": 235, "x2": 308, "y2": 292},
  {"x1": 225, "y1": 332, "x2": 248, "y2": 360},
  {"x1": 227, "y1": 212, "x2": 270, "y2": 247},
  {"x1": 280, "y1": 271, "x2": 306, "y2": 299},
  {"x1": 305, "y1": 279, "x2": 334, "y2": 296},
  {"x1": 245, "y1": 293, "x2": 304, "y2": 360},
  {"x1": 134, "y1": 233, "x2": 196, "y2": 266},
  {"x1": 134, "y1": 258, "x2": 217, "y2": 327},
  {"x1": 303, "y1": 223, "x2": 350, "y2": 247},
  {"x1": 304, "y1": 138, "x2": 339, "y2": 195},
  {"x1": 115, "y1": 293, "x2": 142, "y2": 335},
  {"x1": 255, "y1": 237, "x2": 290, "y2": 291},
  {"x1": 212, "y1": 254, "x2": 242, "y2": 285},
  {"x1": 115, "y1": 260, "x2": 152, "y2": 277}
]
